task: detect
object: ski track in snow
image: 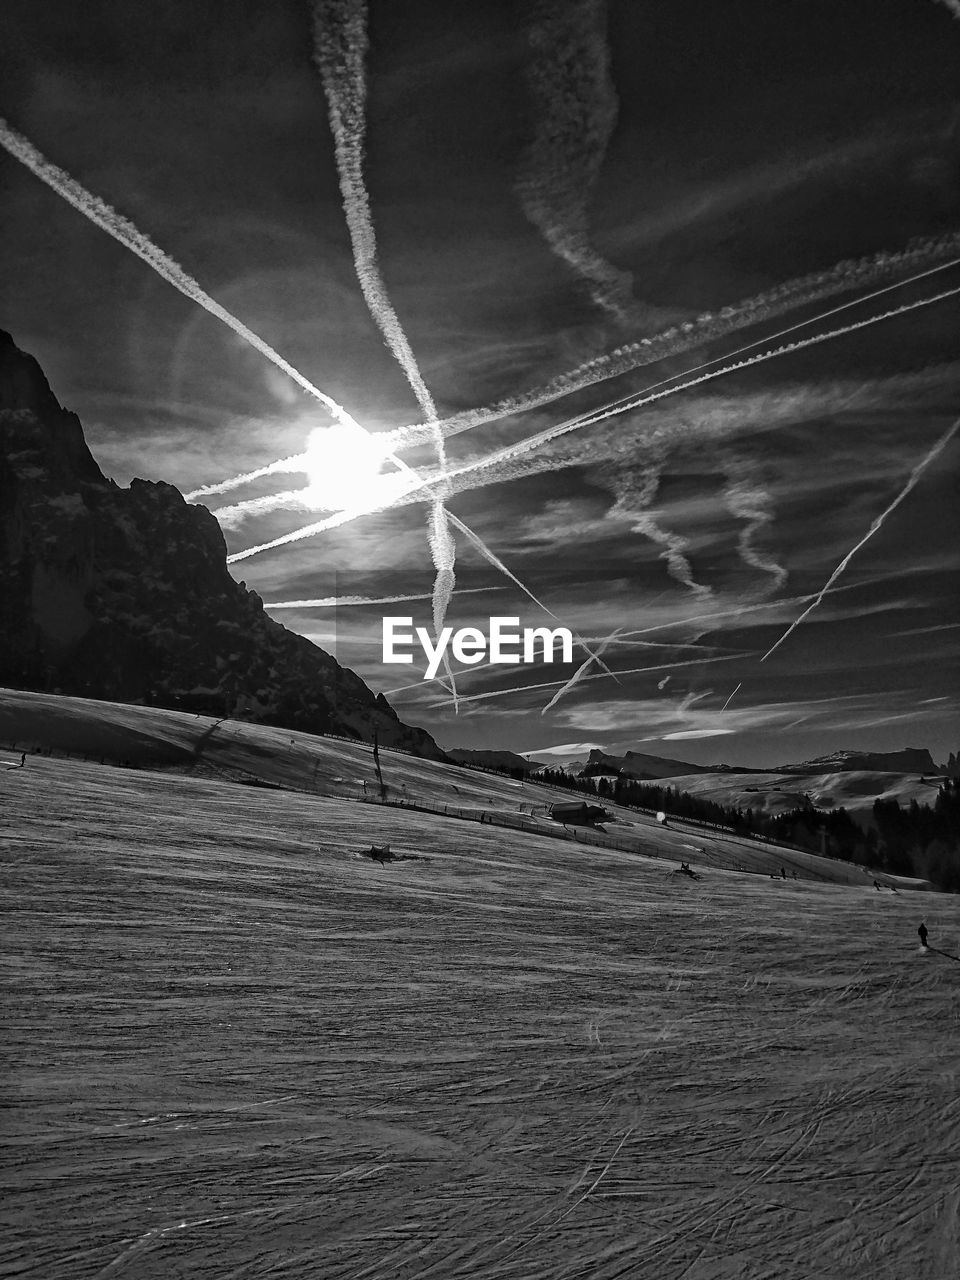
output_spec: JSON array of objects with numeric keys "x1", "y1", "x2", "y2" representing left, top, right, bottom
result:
[{"x1": 2, "y1": 726, "x2": 959, "y2": 1278}]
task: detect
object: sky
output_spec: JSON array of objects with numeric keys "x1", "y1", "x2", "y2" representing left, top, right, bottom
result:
[{"x1": 1, "y1": 0, "x2": 958, "y2": 767}]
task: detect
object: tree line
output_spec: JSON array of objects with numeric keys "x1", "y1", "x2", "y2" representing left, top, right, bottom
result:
[{"x1": 494, "y1": 765, "x2": 960, "y2": 892}]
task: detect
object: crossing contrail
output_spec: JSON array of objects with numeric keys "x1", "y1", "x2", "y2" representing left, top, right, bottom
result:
[
  {"x1": 0, "y1": 117, "x2": 365, "y2": 431},
  {"x1": 421, "y1": 651, "x2": 747, "y2": 707},
  {"x1": 311, "y1": 0, "x2": 620, "y2": 701},
  {"x1": 185, "y1": 237, "x2": 959, "y2": 507},
  {"x1": 540, "y1": 627, "x2": 623, "y2": 714},
  {"x1": 437, "y1": 284, "x2": 960, "y2": 489},
  {"x1": 312, "y1": 0, "x2": 446, "y2": 461},
  {"x1": 446, "y1": 511, "x2": 615, "y2": 680},
  {"x1": 0, "y1": 91, "x2": 558, "y2": 701},
  {"x1": 760, "y1": 416, "x2": 960, "y2": 663},
  {"x1": 226, "y1": 283, "x2": 958, "y2": 563},
  {"x1": 0, "y1": 113, "x2": 455, "y2": 538},
  {"x1": 312, "y1": 0, "x2": 457, "y2": 690},
  {"x1": 388, "y1": 237, "x2": 960, "y2": 450}
]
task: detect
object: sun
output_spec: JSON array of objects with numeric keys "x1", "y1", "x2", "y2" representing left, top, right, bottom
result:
[{"x1": 301, "y1": 423, "x2": 390, "y2": 512}]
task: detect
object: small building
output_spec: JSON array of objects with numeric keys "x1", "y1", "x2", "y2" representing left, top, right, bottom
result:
[{"x1": 550, "y1": 801, "x2": 610, "y2": 826}]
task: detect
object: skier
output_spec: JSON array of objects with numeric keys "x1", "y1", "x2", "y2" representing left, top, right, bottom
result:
[{"x1": 918, "y1": 921, "x2": 929, "y2": 949}]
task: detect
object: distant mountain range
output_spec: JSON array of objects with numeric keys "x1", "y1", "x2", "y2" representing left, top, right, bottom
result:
[
  {"x1": 448, "y1": 743, "x2": 956, "y2": 824},
  {"x1": 775, "y1": 748, "x2": 941, "y2": 775},
  {"x1": 580, "y1": 748, "x2": 742, "y2": 779},
  {"x1": 499, "y1": 745, "x2": 951, "y2": 779},
  {"x1": 0, "y1": 330, "x2": 445, "y2": 759}
]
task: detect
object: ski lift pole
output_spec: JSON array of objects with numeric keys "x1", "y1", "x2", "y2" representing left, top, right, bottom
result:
[{"x1": 373, "y1": 731, "x2": 386, "y2": 801}]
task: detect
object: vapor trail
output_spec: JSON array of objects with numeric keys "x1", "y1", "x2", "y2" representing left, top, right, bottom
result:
[
  {"x1": 279, "y1": 0, "x2": 619, "y2": 697},
  {"x1": 312, "y1": 0, "x2": 445, "y2": 457},
  {"x1": 760, "y1": 416, "x2": 960, "y2": 663},
  {"x1": 192, "y1": 239, "x2": 959, "y2": 508},
  {"x1": 226, "y1": 501, "x2": 407, "y2": 562},
  {"x1": 264, "y1": 587, "x2": 503, "y2": 610},
  {"x1": 227, "y1": 286, "x2": 955, "y2": 565},
  {"x1": 0, "y1": 117, "x2": 363, "y2": 430},
  {"x1": 446, "y1": 512, "x2": 615, "y2": 679},
  {"x1": 214, "y1": 490, "x2": 316, "y2": 529},
  {"x1": 540, "y1": 627, "x2": 623, "y2": 715},
  {"x1": 427, "y1": 500, "x2": 459, "y2": 707},
  {"x1": 720, "y1": 682, "x2": 742, "y2": 712},
  {"x1": 439, "y1": 284, "x2": 960, "y2": 488},
  {"x1": 0, "y1": 117, "x2": 462, "y2": 546},
  {"x1": 423, "y1": 651, "x2": 747, "y2": 707},
  {"x1": 389, "y1": 238, "x2": 960, "y2": 449},
  {"x1": 312, "y1": 0, "x2": 456, "y2": 685},
  {"x1": 186, "y1": 454, "x2": 307, "y2": 501},
  {"x1": 383, "y1": 632, "x2": 731, "y2": 696},
  {"x1": 225, "y1": 280, "x2": 957, "y2": 563},
  {"x1": 517, "y1": 0, "x2": 634, "y2": 321}
]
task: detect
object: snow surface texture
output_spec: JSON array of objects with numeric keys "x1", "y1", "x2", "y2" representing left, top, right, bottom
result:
[{"x1": 2, "y1": 708, "x2": 959, "y2": 1277}]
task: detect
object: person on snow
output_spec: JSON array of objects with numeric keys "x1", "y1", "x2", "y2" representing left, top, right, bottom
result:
[{"x1": 918, "y1": 921, "x2": 929, "y2": 949}]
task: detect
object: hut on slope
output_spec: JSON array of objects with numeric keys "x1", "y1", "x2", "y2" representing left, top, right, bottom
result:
[{"x1": 550, "y1": 801, "x2": 610, "y2": 826}]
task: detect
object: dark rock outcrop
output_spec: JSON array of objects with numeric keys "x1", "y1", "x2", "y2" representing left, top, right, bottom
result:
[
  {"x1": 448, "y1": 748, "x2": 546, "y2": 774},
  {"x1": 778, "y1": 747, "x2": 939, "y2": 776},
  {"x1": 582, "y1": 747, "x2": 720, "y2": 779},
  {"x1": 0, "y1": 329, "x2": 445, "y2": 759}
]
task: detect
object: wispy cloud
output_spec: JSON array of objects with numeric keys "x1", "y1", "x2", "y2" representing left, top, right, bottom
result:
[
  {"x1": 517, "y1": 0, "x2": 634, "y2": 322},
  {"x1": 606, "y1": 459, "x2": 712, "y2": 600},
  {"x1": 662, "y1": 729, "x2": 735, "y2": 740},
  {"x1": 722, "y1": 468, "x2": 788, "y2": 593}
]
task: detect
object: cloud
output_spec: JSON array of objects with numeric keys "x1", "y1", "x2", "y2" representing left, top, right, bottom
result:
[
  {"x1": 722, "y1": 469, "x2": 788, "y2": 594},
  {"x1": 662, "y1": 729, "x2": 735, "y2": 740},
  {"x1": 516, "y1": 0, "x2": 635, "y2": 322}
]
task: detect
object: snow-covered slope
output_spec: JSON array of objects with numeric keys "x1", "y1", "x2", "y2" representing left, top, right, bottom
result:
[
  {"x1": 643, "y1": 768, "x2": 947, "y2": 822},
  {"x1": 0, "y1": 687, "x2": 936, "y2": 890},
  {"x1": 3, "y1": 745, "x2": 958, "y2": 1279}
]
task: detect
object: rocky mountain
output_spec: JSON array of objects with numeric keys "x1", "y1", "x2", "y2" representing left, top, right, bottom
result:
[
  {"x1": 777, "y1": 748, "x2": 940, "y2": 776},
  {"x1": 582, "y1": 747, "x2": 734, "y2": 779},
  {"x1": 448, "y1": 748, "x2": 545, "y2": 774},
  {"x1": 0, "y1": 329, "x2": 445, "y2": 759}
]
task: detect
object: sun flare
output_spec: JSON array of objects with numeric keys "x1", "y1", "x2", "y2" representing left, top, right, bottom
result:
[{"x1": 301, "y1": 423, "x2": 389, "y2": 512}]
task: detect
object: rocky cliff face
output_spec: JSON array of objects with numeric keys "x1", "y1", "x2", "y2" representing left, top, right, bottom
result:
[
  {"x1": 583, "y1": 747, "x2": 719, "y2": 779},
  {"x1": 781, "y1": 748, "x2": 939, "y2": 775},
  {"x1": 448, "y1": 748, "x2": 546, "y2": 774},
  {"x1": 0, "y1": 329, "x2": 446, "y2": 759}
]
